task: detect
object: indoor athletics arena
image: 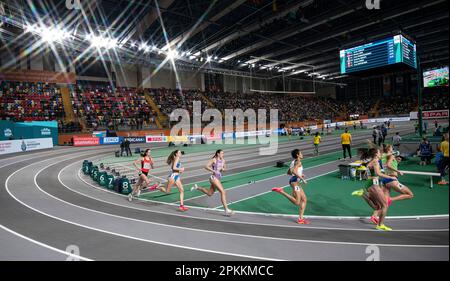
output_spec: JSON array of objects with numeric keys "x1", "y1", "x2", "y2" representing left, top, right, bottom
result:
[{"x1": 0, "y1": 0, "x2": 448, "y2": 269}]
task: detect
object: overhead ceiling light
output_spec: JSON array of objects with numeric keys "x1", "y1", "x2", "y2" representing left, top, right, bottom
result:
[
  {"x1": 139, "y1": 43, "x2": 147, "y2": 51},
  {"x1": 206, "y1": 56, "x2": 212, "y2": 62},
  {"x1": 167, "y1": 49, "x2": 178, "y2": 60},
  {"x1": 27, "y1": 25, "x2": 71, "y2": 43},
  {"x1": 89, "y1": 35, "x2": 117, "y2": 49}
]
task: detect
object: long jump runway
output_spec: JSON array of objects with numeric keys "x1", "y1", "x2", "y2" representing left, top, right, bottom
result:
[{"x1": 1, "y1": 125, "x2": 448, "y2": 260}]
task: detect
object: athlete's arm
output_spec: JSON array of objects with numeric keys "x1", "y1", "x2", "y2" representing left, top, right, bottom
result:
[
  {"x1": 221, "y1": 159, "x2": 226, "y2": 172},
  {"x1": 291, "y1": 161, "x2": 302, "y2": 178},
  {"x1": 374, "y1": 161, "x2": 395, "y2": 179},
  {"x1": 133, "y1": 157, "x2": 143, "y2": 171},
  {"x1": 150, "y1": 157, "x2": 154, "y2": 170},
  {"x1": 204, "y1": 158, "x2": 215, "y2": 173},
  {"x1": 172, "y1": 158, "x2": 184, "y2": 173},
  {"x1": 387, "y1": 155, "x2": 403, "y2": 175}
]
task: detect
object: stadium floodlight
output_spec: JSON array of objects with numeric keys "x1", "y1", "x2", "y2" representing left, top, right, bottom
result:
[
  {"x1": 139, "y1": 43, "x2": 147, "y2": 51},
  {"x1": 89, "y1": 35, "x2": 117, "y2": 49},
  {"x1": 167, "y1": 49, "x2": 178, "y2": 60},
  {"x1": 25, "y1": 24, "x2": 36, "y2": 33},
  {"x1": 26, "y1": 24, "x2": 71, "y2": 43}
]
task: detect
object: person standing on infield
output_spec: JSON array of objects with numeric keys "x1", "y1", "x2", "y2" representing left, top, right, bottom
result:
[{"x1": 341, "y1": 128, "x2": 352, "y2": 160}]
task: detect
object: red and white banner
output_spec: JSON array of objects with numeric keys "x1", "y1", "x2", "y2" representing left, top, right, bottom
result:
[
  {"x1": 73, "y1": 136, "x2": 100, "y2": 147},
  {"x1": 206, "y1": 134, "x2": 222, "y2": 140},
  {"x1": 410, "y1": 110, "x2": 449, "y2": 120},
  {"x1": 146, "y1": 136, "x2": 167, "y2": 143},
  {"x1": 423, "y1": 110, "x2": 449, "y2": 119}
]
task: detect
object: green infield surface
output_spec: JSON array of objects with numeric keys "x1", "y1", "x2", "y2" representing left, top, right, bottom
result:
[{"x1": 218, "y1": 157, "x2": 449, "y2": 217}]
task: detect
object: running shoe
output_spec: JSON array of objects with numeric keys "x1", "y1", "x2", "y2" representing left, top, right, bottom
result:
[
  {"x1": 297, "y1": 218, "x2": 311, "y2": 225},
  {"x1": 370, "y1": 216, "x2": 379, "y2": 225},
  {"x1": 225, "y1": 209, "x2": 235, "y2": 217},
  {"x1": 190, "y1": 184, "x2": 199, "y2": 192},
  {"x1": 136, "y1": 189, "x2": 141, "y2": 197},
  {"x1": 438, "y1": 180, "x2": 449, "y2": 185},
  {"x1": 376, "y1": 224, "x2": 392, "y2": 231},
  {"x1": 149, "y1": 182, "x2": 159, "y2": 191},
  {"x1": 351, "y1": 189, "x2": 364, "y2": 197},
  {"x1": 179, "y1": 205, "x2": 189, "y2": 212},
  {"x1": 387, "y1": 197, "x2": 392, "y2": 206},
  {"x1": 127, "y1": 193, "x2": 133, "y2": 202},
  {"x1": 271, "y1": 187, "x2": 284, "y2": 193}
]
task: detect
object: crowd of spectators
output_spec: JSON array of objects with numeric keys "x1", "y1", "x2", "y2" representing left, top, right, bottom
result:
[
  {"x1": 1, "y1": 81, "x2": 448, "y2": 133},
  {"x1": 0, "y1": 81, "x2": 65, "y2": 122},
  {"x1": 149, "y1": 88, "x2": 212, "y2": 116},
  {"x1": 71, "y1": 85, "x2": 156, "y2": 131},
  {"x1": 204, "y1": 91, "x2": 342, "y2": 121},
  {"x1": 422, "y1": 92, "x2": 449, "y2": 111}
]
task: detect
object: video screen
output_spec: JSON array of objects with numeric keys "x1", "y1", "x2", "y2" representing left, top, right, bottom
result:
[{"x1": 423, "y1": 67, "x2": 449, "y2": 88}]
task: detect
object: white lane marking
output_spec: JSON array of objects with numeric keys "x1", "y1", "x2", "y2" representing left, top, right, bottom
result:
[
  {"x1": 71, "y1": 163, "x2": 449, "y2": 233},
  {"x1": 104, "y1": 137, "x2": 370, "y2": 182},
  {"x1": 0, "y1": 145, "x2": 119, "y2": 170},
  {"x1": 9, "y1": 159, "x2": 444, "y2": 251},
  {"x1": 181, "y1": 158, "x2": 343, "y2": 204},
  {"x1": 5, "y1": 160, "x2": 282, "y2": 261},
  {"x1": 214, "y1": 169, "x2": 339, "y2": 209},
  {"x1": 109, "y1": 162, "x2": 167, "y2": 182},
  {"x1": 0, "y1": 224, "x2": 92, "y2": 261}
]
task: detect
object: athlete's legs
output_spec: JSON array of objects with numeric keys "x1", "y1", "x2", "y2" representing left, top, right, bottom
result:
[
  {"x1": 298, "y1": 188, "x2": 307, "y2": 219},
  {"x1": 175, "y1": 179, "x2": 185, "y2": 206},
  {"x1": 276, "y1": 183, "x2": 301, "y2": 205},
  {"x1": 196, "y1": 181, "x2": 215, "y2": 196},
  {"x1": 369, "y1": 186, "x2": 388, "y2": 225},
  {"x1": 132, "y1": 176, "x2": 143, "y2": 195},
  {"x1": 389, "y1": 182, "x2": 414, "y2": 201},
  {"x1": 211, "y1": 178, "x2": 231, "y2": 211},
  {"x1": 159, "y1": 177, "x2": 175, "y2": 193}
]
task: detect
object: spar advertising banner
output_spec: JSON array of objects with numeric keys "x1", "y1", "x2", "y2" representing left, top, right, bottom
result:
[
  {"x1": 73, "y1": 136, "x2": 100, "y2": 147},
  {"x1": 124, "y1": 136, "x2": 146, "y2": 143},
  {"x1": 0, "y1": 138, "x2": 53, "y2": 155},
  {"x1": 146, "y1": 136, "x2": 167, "y2": 143},
  {"x1": 422, "y1": 110, "x2": 449, "y2": 119},
  {"x1": 100, "y1": 137, "x2": 123, "y2": 145}
]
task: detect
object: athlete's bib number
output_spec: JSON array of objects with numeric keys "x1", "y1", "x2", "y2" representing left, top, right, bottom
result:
[{"x1": 372, "y1": 178, "x2": 379, "y2": 186}]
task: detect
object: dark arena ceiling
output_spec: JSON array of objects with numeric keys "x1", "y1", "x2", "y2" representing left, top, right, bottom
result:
[{"x1": 0, "y1": 0, "x2": 448, "y2": 81}]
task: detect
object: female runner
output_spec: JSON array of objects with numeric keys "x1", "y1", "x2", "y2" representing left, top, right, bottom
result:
[
  {"x1": 191, "y1": 149, "x2": 234, "y2": 216},
  {"x1": 272, "y1": 149, "x2": 310, "y2": 224}
]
